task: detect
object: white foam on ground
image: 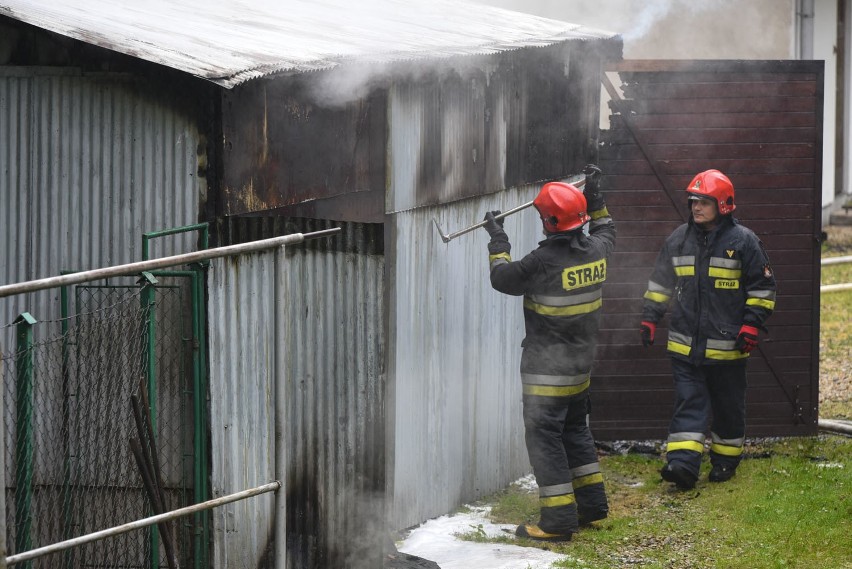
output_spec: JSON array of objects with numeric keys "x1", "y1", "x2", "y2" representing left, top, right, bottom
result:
[{"x1": 398, "y1": 504, "x2": 570, "y2": 569}]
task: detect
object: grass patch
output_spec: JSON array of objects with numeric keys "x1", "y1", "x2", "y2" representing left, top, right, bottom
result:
[{"x1": 459, "y1": 437, "x2": 852, "y2": 569}]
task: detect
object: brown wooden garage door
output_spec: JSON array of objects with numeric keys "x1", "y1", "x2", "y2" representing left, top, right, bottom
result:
[{"x1": 591, "y1": 60, "x2": 823, "y2": 440}]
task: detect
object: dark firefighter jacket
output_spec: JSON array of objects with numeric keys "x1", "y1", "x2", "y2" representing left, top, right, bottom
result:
[
  {"x1": 487, "y1": 196, "x2": 616, "y2": 402},
  {"x1": 642, "y1": 215, "x2": 776, "y2": 365}
]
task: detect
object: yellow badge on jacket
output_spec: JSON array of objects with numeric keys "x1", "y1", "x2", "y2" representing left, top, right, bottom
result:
[
  {"x1": 562, "y1": 259, "x2": 607, "y2": 291},
  {"x1": 715, "y1": 279, "x2": 739, "y2": 289}
]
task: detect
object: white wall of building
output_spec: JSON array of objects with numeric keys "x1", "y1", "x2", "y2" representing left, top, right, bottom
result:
[{"x1": 815, "y1": 0, "x2": 839, "y2": 209}]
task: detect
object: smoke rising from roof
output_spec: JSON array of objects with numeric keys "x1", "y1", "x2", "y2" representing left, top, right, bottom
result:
[{"x1": 474, "y1": 0, "x2": 792, "y2": 60}]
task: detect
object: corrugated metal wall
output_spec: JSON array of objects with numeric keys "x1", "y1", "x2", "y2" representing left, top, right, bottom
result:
[
  {"x1": 385, "y1": 41, "x2": 611, "y2": 530},
  {"x1": 0, "y1": 68, "x2": 201, "y2": 328},
  {"x1": 388, "y1": 184, "x2": 552, "y2": 530},
  {"x1": 207, "y1": 252, "x2": 277, "y2": 568},
  {"x1": 207, "y1": 225, "x2": 385, "y2": 569}
]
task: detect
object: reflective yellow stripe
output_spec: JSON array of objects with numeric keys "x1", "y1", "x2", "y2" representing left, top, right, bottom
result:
[
  {"x1": 589, "y1": 207, "x2": 610, "y2": 220},
  {"x1": 705, "y1": 348, "x2": 749, "y2": 361},
  {"x1": 708, "y1": 267, "x2": 742, "y2": 279},
  {"x1": 746, "y1": 297, "x2": 776, "y2": 310},
  {"x1": 644, "y1": 290, "x2": 671, "y2": 303},
  {"x1": 667, "y1": 340, "x2": 691, "y2": 356},
  {"x1": 489, "y1": 252, "x2": 511, "y2": 263},
  {"x1": 524, "y1": 297, "x2": 602, "y2": 317},
  {"x1": 710, "y1": 443, "x2": 744, "y2": 457},
  {"x1": 540, "y1": 494, "x2": 576, "y2": 508},
  {"x1": 523, "y1": 379, "x2": 591, "y2": 398},
  {"x1": 572, "y1": 473, "x2": 604, "y2": 489},
  {"x1": 666, "y1": 440, "x2": 705, "y2": 453},
  {"x1": 674, "y1": 266, "x2": 695, "y2": 276}
]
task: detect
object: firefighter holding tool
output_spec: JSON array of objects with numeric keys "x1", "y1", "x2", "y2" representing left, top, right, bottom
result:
[
  {"x1": 482, "y1": 164, "x2": 615, "y2": 542},
  {"x1": 640, "y1": 169, "x2": 776, "y2": 490}
]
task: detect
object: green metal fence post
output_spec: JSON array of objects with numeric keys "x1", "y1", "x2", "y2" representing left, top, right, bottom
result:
[
  {"x1": 144, "y1": 224, "x2": 210, "y2": 569},
  {"x1": 139, "y1": 273, "x2": 159, "y2": 569},
  {"x1": 14, "y1": 312, "x2": 37, "y2": 569},
  {"x1": 143, "y1": 224, "x2": 210, "y2": 568},
  {"x1": 189, "y1": 264, "x2": 210, "y2": 569},
  {"x1": 59, "y1": 281, "x2": 76, "y2": 569}
]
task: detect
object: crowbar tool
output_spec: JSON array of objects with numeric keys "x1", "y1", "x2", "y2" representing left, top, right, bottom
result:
[{"x1": 433, "y1": 177, "x2": 586, "y2": 243}]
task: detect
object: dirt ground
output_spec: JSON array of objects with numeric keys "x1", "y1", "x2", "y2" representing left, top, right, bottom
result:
[
  {"x1": 820, "y1": 224, "x2": 852, "y2": 407},
  {"x1": 823, "y1": 224, "x2": 852, "y2": 252}
]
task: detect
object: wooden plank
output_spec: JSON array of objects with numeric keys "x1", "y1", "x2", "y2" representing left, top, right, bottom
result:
[
  {"x1": 600, "y1": 157, "x2": 817, "y2": 176},
  {"x1": 602, "y1": 173, "x2": 818, "y2": 192},
  {"x1": 611, "y1": 220, "x2": 813, "y2": 238},
  {"x1": 602, "y1": 143, "x2": 816, "y2": 162},
  {"x1": 603, "y1": 126, "x2": 817, "y2": 145},
  {"x1": 609, "y1": 204, "x2": 812, "y2": 224},
  {"x1": 621, "y1": 80, "x2": 818, "y2": 100},
  {"x1": 616, "y1": 96, "x2": 816, "y2": 115},
  {"x1": 609, "y1": 112, "x2": 816, "y2": 129},
  {"x1": 610, "y1": 58, "x2": 820, "y2": 76}
]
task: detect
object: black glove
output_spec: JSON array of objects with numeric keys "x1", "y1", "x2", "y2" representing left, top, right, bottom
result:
[
  {"x1": 582, "y1": 164, "x2": 603, "y2": 204},
  {"x1": 482, "y1": 211, "x2": 506, "y2": 240}
]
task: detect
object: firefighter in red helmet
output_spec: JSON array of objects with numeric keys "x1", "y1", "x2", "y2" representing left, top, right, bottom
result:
[
  {"x1": 640, "y1": 169, "x2": 776, "y2": 490},
  {"x1": 482, "y1": 165, "x2": 615, "y2": 542}
]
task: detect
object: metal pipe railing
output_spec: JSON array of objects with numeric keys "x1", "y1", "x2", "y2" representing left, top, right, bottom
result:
[
  {"x1": 5, "y1": 481, "x2": 281, "y2": 566},
  {"x1": 821, "y1": 254, "x2": 852, "y2": 292},
  {"x1": 821, "y1": 282, "x2": 852, "y2": 293},
  {"x1": 821, "y1": 254, "x2": 852, "y2": 266},
  {"x1": 0, "y1": 228, "x2": 341, "y2": 299}
]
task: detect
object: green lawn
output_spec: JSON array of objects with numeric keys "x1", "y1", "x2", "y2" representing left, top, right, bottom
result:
[{"x1": 465, "y1": 437, "x2": 852, "y2": 569}]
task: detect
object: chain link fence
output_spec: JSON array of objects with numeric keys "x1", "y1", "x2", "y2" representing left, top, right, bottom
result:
[{"x1": 2, "y1": 276, "x2": 200, "y2": 568}]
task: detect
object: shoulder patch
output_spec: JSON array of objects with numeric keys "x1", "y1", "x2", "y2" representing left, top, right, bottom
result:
[{"x1": 726, "y1": 249, "x2": 735, "y2": 258}]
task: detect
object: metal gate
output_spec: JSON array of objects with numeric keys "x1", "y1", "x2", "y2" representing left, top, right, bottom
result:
[
  {"x1": 2, "y1": 225, "x2": 210, "y2": 568},
  {"x1": 592, "y1": 60, "x2": 823, "y2": 439}
]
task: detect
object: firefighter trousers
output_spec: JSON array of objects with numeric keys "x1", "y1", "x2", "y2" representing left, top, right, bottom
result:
[
  {"x1": 522, "y1": 391, "x2": 608, "y2": 533},
  {"x1": 666, "y1": 358, "x2": 747, "y2": 479}
]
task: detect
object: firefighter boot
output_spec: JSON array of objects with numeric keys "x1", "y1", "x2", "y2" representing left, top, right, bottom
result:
[
  {"x1": 515, "y1": 524, "x2": 573, "y2": 543},
  {"x1": 709, "y1": 464, "x2": 736, "y2": 483},
  {"x1": 660, "y1": 462, "x2": 697, "y2": 490}
]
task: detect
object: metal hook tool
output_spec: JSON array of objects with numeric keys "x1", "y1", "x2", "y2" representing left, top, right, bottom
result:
[{"x1": 433, "y1": 178, "x2": 586, "y2": 243}]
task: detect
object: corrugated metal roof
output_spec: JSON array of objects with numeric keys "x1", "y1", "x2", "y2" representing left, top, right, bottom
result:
[{"x1": 0, "y1": 0, "x2": 619, "y2": 88}]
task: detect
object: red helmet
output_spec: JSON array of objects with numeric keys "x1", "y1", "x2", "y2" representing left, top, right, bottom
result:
[
  {"x1": 686, "y1": 169, "x2": 735, "y2": 214},
  {"x1": 533, "y1": 182, "x2": 591, "y2": 233}
]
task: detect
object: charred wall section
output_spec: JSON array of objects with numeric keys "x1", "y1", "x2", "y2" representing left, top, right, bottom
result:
[
  {"x1": 595, "y1": 60, "x2": 823, "y2": 439},
  {"x1": 219, "y1": 38, "x2": 622, "y2": 222},
  {"x1": 208, "y1": 218, "x2": 385, "y2": 569},
  {"x1": 389, "y1": 39, "x2": 621, "y2": 212},
  {"x1": 219, "y1": 73, "x2": 388, "y2": 222}
]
